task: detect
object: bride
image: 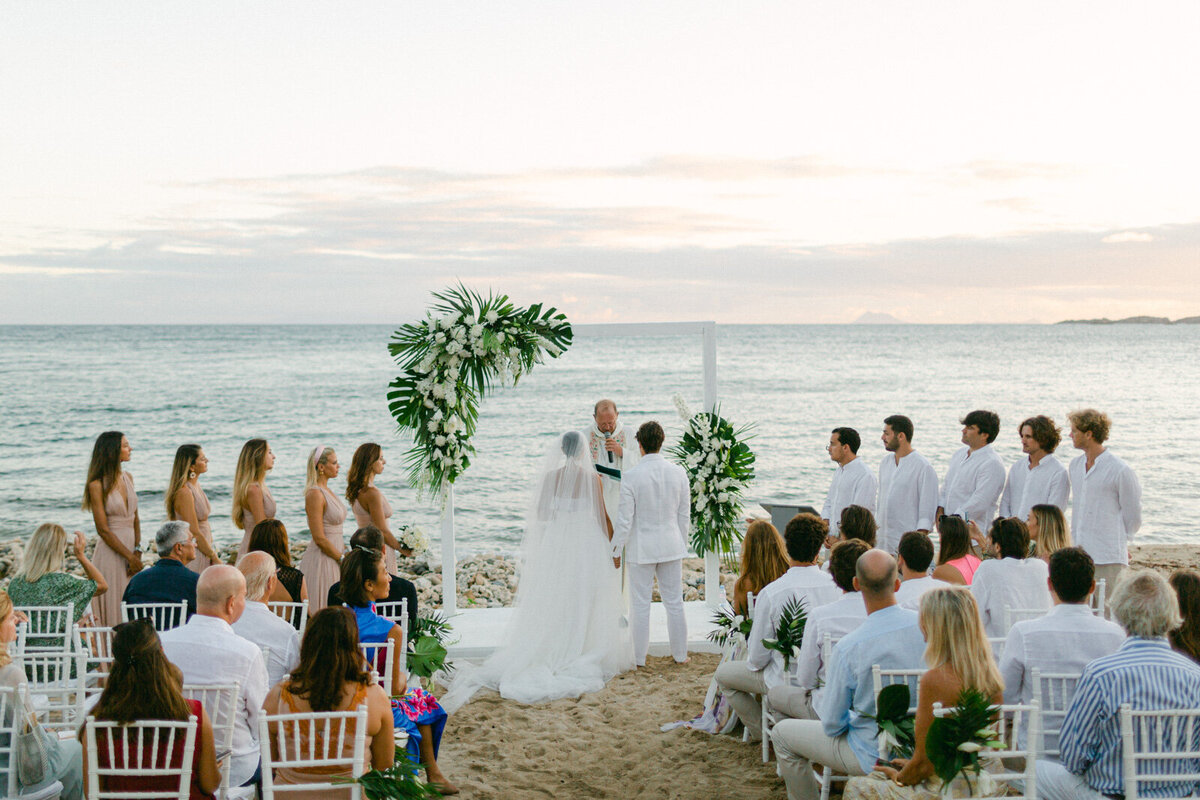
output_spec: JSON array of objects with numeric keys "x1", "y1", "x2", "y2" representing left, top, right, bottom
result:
[{"x1": 441, "y1": 431, "x2": 634, "y2": 711}]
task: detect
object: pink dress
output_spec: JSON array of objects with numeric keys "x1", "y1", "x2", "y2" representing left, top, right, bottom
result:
[
  {"x1": 181, "y1": 482, "x2": 215, "y2": 574},
  {"x1": 299, "y1": 486, "x2": 346, "y2": 614},
  {"x1": 91, "y1": 472, "x2": 138, "y2": 627},
  {"x1": 236, "y1": 484, "x2": 276, "y2": 560},
  {"x1": 944, "y1": 553, "x2": 982, "y2": 584},
  {"x1": 352, "y1": 492, "x2": 397, "y2": 575}
]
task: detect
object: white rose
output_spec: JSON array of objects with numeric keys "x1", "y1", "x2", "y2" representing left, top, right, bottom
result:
[
  {"x1": 470, "y1": 323, "x2": 484, "y2": 338},
  {"x1": 706, "y1": 452, "x2": 718, "y2": 466},
  {"x1": 485, "y1": 309, "x2": 498, "y2": 323},
  {"x1": 427, "y1": 421, "x2": 439, "y2": 433},
  {"x1": 435, "y1": 435, "x2": 447, "y2": 446}
]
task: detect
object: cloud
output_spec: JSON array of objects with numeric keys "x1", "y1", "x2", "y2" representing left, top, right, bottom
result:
[{"x1": 1101, "y1": 231, "x2": 1155, "y2": 244}]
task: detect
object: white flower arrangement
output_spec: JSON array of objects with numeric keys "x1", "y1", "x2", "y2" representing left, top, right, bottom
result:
[{"x1": 397, "y1": 524, "x2": 431, "y2": 555}]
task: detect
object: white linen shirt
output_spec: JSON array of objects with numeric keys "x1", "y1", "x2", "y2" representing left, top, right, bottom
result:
[
  {"x1": 231, "y1": 600, "x2": 301, "y2": 688},
  {"x1": 611, "y1": 453, "x2": 690, "y2": 565},
  {"x1": 160, "y1": 614, "x2": 270, "y2": 786},
  {"x1": 822, "y1": 459, "x2": 878, "y2": 537},
  {"x1": 746, "y1": 565, "x2": 842, "y2": 690},
  {"x1": 794, "y1": 591, "x2": 868, "y2": 706},
  {"x1": 1069, "y1": 450, "x2": 1142, "y2": 565},
  {"x1": 969, "y1": 557, "x2": 1052, "y2": 638},
  {"x1": 877, "y1": 451, "x2": 939, "y2": 554},
  {"x1": 895, "y1": 575, "x2": 952, "y2": 611},
  {"x1": 999, "y1": 455, "x2": 1070, "y2": 519},
  {"x1": 939, "y1": 444, "x2": 1006, "y2": 530}
]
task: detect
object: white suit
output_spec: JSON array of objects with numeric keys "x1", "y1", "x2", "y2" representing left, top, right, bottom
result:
[{"x1": 611, "y1": 452, "x2": 690, "y2": 664}]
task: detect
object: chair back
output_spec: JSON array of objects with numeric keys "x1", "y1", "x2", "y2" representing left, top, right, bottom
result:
[
  {"x1": 1029, "y1": 668, "x2": 1080, "y2": 758},
  {"x1": 267, "y1": 601, "x2": 309, "y2": 632},
  {"x1": 870, "y1": 665, "x2": 924, "y2": 757},
  {"x1": 1119, "y1": 704, "x2": 1200, "y2": 800},
  {"x1": 259, "y1": 704, "x2": 368, "y2": 799},
  {"x1": 1001, "y1": 604, "x2": 1049, "y2": 633},
  {"x1": 18, "y1": 650, "x2": 87, "y2": 735},
  {"x1": 84, "y1": 714, "x2": 198, "y2": 800},
  {"x1": 121, "y1": 601, "x2": 189, "y2": 631},
  {"x1": 1091, "y1": 579, "x2": 1107, "y2": 618},
  {"x1": 358, "y1": 641, "x2": 395, "y2": 696},
  {"x1": 745, "y1": 591, "x2": 755, "y2": 620},
  {"x1": 73, "y1": 625, "x2": 117, "y2": 695},
  {"x1": 182, "y1": 683, "x2": 241, "y2": 797},
  {"x1": 373, "y1": 601, "x2": 408, "y2": 666},
  {"x1": 0, "y1": 683, "x2": 23, "y2": 797},
  {"x1": 13, "y1": 604, "x2": 74, "y2": 654},
  {"x1": 987, "y1": 636, "x2": 1006, "y2": 662},
  {"x1": 930, "y1": 701, "x2": 1040, "y2": 800}
]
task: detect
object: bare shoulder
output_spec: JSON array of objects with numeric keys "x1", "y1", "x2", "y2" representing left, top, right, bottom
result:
[
  {"x1": 920, "y1": 664, "x2": 964, "y2": 701},
  {"x1": 246, "y1": 483, "x2": 263, "y2": 499}
]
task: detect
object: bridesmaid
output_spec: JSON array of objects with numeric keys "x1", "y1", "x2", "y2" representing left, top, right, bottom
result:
[
  {"x1": 166, "y1": 444, "x2": 220, "y2": 573},
  {"x1": 298, "y1": 445, "x2": 346, "y2": 613},
  {"x1": 81, "y1": 431, "x2": 142, "y2": 626},
  {"x1": 232, "y1": 438, "x2": 276, "y2": 560},
  {"x1": 345, "y1": 443, "x2": 410, "y2": 575}
]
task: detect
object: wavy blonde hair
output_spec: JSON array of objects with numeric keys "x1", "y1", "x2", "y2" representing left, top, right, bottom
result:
[
  {"x1": 17, "y1": 523, "x2": 68, "y2": 583},
  {"x1": 1031, "y1": 504, "x2": 1071, "y2": 559},
  {"x1": 232, "y1": 438, "x2": 270, "y2": 529},
  {"x1": 165, "y1": 444, "x2": 203, "y2": 520},
  {"x1": 305, "y1": 446, "x2": 335, "y2": 491},
  {"x1": 0, "y1": 590, "x2": 13, "y2": 667},
  {"x1": 920, "y1": 587, "x2": 1003, "y2": 699}
]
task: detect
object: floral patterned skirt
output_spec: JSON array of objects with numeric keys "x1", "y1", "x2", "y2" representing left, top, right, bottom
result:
[{"x1": 392, "y1": 687, "x2": 447, "y2": 762}]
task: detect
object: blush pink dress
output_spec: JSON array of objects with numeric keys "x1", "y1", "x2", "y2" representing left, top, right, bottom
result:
[
  {"x1": 181, "y1": 481, "x2": 215, "y2": 574},
  {"x1": 299, "y1": 486, "x2": 346, "y2": 614},
  {"x1": 236, "y1": 484, "x2": 276, "y2": 560},
  {"x1": 91, "y1": 472, "x2": 138, "y2": 627},
  {"x1": 352, "y1": 491, "x2": 397, "y2": 574}
]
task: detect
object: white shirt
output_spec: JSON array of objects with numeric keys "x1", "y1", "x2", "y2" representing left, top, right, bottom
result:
[
  {"x1": 231, "y1": 600, "x2": 301, "y2": 688},
  {"x1": 794, "y1": 591, "x2": 867, "y2": 705},
  {"x1": 939, "y1": 443, "x2": 1006, "y2": 531},
  {"x1": 970, "y1": 557, "x2": 1052, "y2": 638},
  {"x1": 822, "y1": 459, "x2": 878, "y2": 537},
  {"x1": 895, "y1": 575, "x2": 952, "y2": 611},
  {"x1": 160, "y1": 614, "x2": 270, "y2": 786},
  {"x1": 746, "y1": 565, "x2": 842, "y2": 689},
  {"x1": 1069, "y1": 450, "x2": 1142, "y2": 565},
  {"x1": 611, "y1": 453, "x2": 690, "y2": 565},
  {"x1": 999, "y1": 455, "x2": 1070, "y2": 519},
  {"x1": 877, "y1": 450, "x2": 939, "y2": 554}
]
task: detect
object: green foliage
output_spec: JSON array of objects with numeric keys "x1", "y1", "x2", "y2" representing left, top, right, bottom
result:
[
  {"x1": 859, "y1": 683, "x2": 916, "y2": 759},
  {"x1": 761, "y1": 596, "x2": 808, "y2": 670},
  {"x1": 335, "y1": 746, "x2": 442, "y2": 798},
  {"x1": 706, "y1": 603, "x2": 754, "y2": 648},
  {"x1": 406, "y1": 611, "x2": 455, "y2": 680},
  {"x1": 925, "y1": 688, "x2": 1003, "y2": 790},
  {"x1": 387, "y1": 283, "x2": 572, "y2": 499}
]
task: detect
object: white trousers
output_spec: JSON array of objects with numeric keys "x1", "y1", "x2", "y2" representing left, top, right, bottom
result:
[
  {"x1": 1035, "y1": 760, "x2": 1106, "y2": 800},
  {"x1": 627, "y1": 559, "x2": 688, "y2": 664},
  {"x1": 771, "y1": 720, "x2": 866, "y2": 800},
  {"x1": 714, "y1": 660, "x2": 769, "y2": 738}
]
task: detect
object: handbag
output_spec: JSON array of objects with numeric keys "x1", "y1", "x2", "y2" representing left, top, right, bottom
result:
[{"x1": 16, "y1": 713, "x2": 50, "y2": 787}]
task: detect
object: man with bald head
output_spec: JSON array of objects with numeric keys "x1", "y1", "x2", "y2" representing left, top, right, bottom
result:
[
  {"x1": 233, "y1": 552, "x2": 301, "y2": 687},
  {"x1": 585, "y1": 398, "x2": 641, "y2": 522},
  {"x1": 771, "y1": 550, "x2": 928, "y2": 800},
  {"x1": 160, "y1": 565, "x2": 269, "y2": 790}
]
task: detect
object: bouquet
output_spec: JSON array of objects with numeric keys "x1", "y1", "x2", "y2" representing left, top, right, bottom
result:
[
  {"x1": 706, "y1": 603, "x2": 754, "y2": 648},
  {"x1": 926, "y1": 688, "x2": 1003, "y2": 794},
  {"x1": 860, "y1": 683, "x2": 916, "y2": 759},
  {"x1": 761, "y1": 596, "x2": 808, "y2": 671},
  {"x1": 397, "y1": 525, "x2": 430, "y2": 556}
]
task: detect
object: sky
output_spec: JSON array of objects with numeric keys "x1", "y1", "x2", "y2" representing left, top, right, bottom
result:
[{"x1": 2, "y1": 1, "x2": 1198, "y2": 324}]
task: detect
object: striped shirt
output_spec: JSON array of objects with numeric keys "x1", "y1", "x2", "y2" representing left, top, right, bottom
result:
[{"x1": 1060, "y1": 637, "x2": 1200, "y2": 796}]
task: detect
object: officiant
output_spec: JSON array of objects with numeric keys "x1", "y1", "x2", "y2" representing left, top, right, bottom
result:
[{"x1": 586, "y1": 399, "x2": 641, "y2": 521}]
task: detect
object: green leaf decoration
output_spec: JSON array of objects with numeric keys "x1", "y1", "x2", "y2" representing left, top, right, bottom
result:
[
  {"x1": 706, "y1": 603, "x2": 754, "y2": 648},
  {"x1": 858, "y1": 684, "x2": 916, "y2": 759},
  {"x1": 388, "y1": 283, "x2": 572, "y2": 500},
  {"x1": 761, "y1": 596, "x2": 808, "y2": 670},
  {"x1": 407, "y1": 635, "x2": 450, "y2": 680},
  {"x1": 924, "y1": 688, "x2": 1002, "y2": 789},
  {"x1": 335, "y1": 745, "x2": 442, "y2": 798}
]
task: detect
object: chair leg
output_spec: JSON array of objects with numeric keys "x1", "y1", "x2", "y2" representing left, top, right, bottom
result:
[{"x1": 761, "y1": 695, "x2": 772, "y2": 763}]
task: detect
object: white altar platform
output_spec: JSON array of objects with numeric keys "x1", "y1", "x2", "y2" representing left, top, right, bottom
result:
[{"x1": 446, "y1": 600, "x2": 724, "y2": 662}]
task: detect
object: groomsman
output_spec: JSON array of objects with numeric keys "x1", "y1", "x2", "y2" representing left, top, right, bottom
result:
[
  {"x1": 998, "y1": 415, "x2": 1070, "y2": 519},
  {"x1": 876, "y1": 415, "x2": 938, "y2": 554},
  {"x1": 938, "y1": 409, "x2": 1005, "y2": 531},
  {"x1": 821, "y1": 427, "x2": 878, "y2": 539}
]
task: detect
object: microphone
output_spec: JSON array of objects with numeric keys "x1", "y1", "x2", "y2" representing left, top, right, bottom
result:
[{"x1": 604, "y1": 431, "x2": 614, "y2": 463}]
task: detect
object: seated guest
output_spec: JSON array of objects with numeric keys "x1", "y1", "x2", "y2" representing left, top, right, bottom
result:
[
  {"x1": 971, "y1": 517, "x2": 1051, "y2": 637},
  {"x1": 771, "y1": 550, "x2": 927, "y2": 800},
  {"x1": 843, "y1": 587, "x2": 1004, "y2": 798},
  {"x1": 1169, "y1": 569, "x2": 1200, "y2": 664},
  {"x1": 160, "y1": 565, "x2": 268, "y2": 791},
  {"x1": 248, "y1": 519, "x2": 307, "y2": 605},
  {"x1": 894, "y1": 531, "x2": 950, "y2": 611},
  {"x1": 772, "y1": 539, "x2": 871, "y2": 722},
  {"x1": 0, "y1": 589, "x2": 84, "y2": 799},
  {"x1": 999, "y1": 547, "x2": 1124, "y2": 749},
  {"x1": 338, "y1": 546, "x2": 457, "y2": 793},
  {"x1": 262, "y1": 608, "x2": 396, "y2": 799},
  {"x1": 1029, "y1": 503, "x2": 1072, "y2": 561},
  {"x1": 733, "y1": 520, "x2": 791, "y2": 617},
  {"x1": 327, "y1": 526, "x2": 419, "y2": 632},
  {"x1": 233, "y1": 552, "x2": 301, "y2": 687},
  {"x1": 1036, "y1": 570, "x2": 1200, "y2": 800},
  {"x1": 839, "y1": 505, "x2": 878, "y2": 547},
  {"x1": 931, "y1": 515, "x2": 980, "y2": 585},
  {"x1": 716, "y1": 513, "x2": 841, "y2": 741},
  {"x1": 8, "y1": 523, "x2": 108, "y2": 636},
  {"x1": 123, "y1": 521, "x2": 200, "y2": 618},
  {"x1": 82, "y1": 617, "x2": 220, "y2": 799}
]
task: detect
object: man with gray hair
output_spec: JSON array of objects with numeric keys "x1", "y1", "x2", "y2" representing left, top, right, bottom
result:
[
  {"x1": 122, "y1": 519, "x2": 199, "y2": 617},
  {"x1": 1036, "y1": 570, "x2": 1200, "y2": 800},
  {"x1": 233, "y1": 552, "x2": 301, "y2": 687}
]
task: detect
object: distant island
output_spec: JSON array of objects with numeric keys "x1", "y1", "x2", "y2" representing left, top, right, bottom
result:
[{"x1": 1056, "y1": 316, "x2": 1200, "y2": 325}]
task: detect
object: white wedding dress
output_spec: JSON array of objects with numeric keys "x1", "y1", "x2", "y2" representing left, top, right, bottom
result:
[{"x1": 441, "y1": 432, "x2": 635, "y2": 711}]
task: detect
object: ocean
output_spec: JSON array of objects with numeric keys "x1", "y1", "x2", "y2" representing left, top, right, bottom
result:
[{"x1": 1, "y1": 324, "x2": 1196, "y2": 553}]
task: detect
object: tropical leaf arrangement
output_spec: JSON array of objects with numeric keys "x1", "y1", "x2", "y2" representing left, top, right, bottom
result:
[
  {"x1": 761, "y1": 596, "x2": 808, "y2": 670},
  {"x1": 925, "y1": 688, "x2": 1003, "y2": 793},
  {"x1": 706, "y1": 602, "x2": 754, "y2": 648},
  {"x1": 407, "y1": 610, "x2": 455, "y2": 680},
  {"x1": 388, "y1": 284, "x2": 573, "y2": 500},
  {"x1": 860, "y1": 683, "x2": 916, "y2": 759},
  {"x1": 335, "y1": 746, "x2": 442, "y2": 798},
  {"x1": 668, "y1": 393, "x2": 756, "y2": 557}
]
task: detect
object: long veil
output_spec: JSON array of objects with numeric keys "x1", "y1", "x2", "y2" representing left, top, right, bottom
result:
[{"x1": 441, "y1": 432, "x2": 633, "y2": 711}]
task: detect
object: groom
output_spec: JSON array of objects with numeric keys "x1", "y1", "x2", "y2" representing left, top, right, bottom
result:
[{"x1": 611, "y1": 421, "x2": 691, "y2": 666}]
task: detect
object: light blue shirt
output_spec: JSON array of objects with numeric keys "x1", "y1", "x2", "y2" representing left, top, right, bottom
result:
[{"x1": 817, "y1": 603, "x2": 927, "y2": 772}]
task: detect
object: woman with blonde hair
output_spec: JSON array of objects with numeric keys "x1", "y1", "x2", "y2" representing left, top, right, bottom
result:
[
  {"x1": 233, "y1": 438, "x2": 276, "y2": 560},
  {"x1": 844, "y1": 587, "x2": 1004, "y2": 800},
  {"x1": 1027, "y1": 503, "x2": 1071, "y2": 560},
  {"x1": 166, "y1": 444, "x2": 220, "y2": 572},
  {"x1": 733, "y1": 520, "x2": 790, "y2": 616},
  {"x1": 8, "y1": 523, "x2": 108, "y2": 639},
  {"x1": 82, "y1": 431, "x2": 141, "y2": 626},
  {"x1": 297, "y1": 445, "x2": 346, "y2": 613},
  {"x1": 345, "y1": 443, "x2": 408, "y2": 574}
]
